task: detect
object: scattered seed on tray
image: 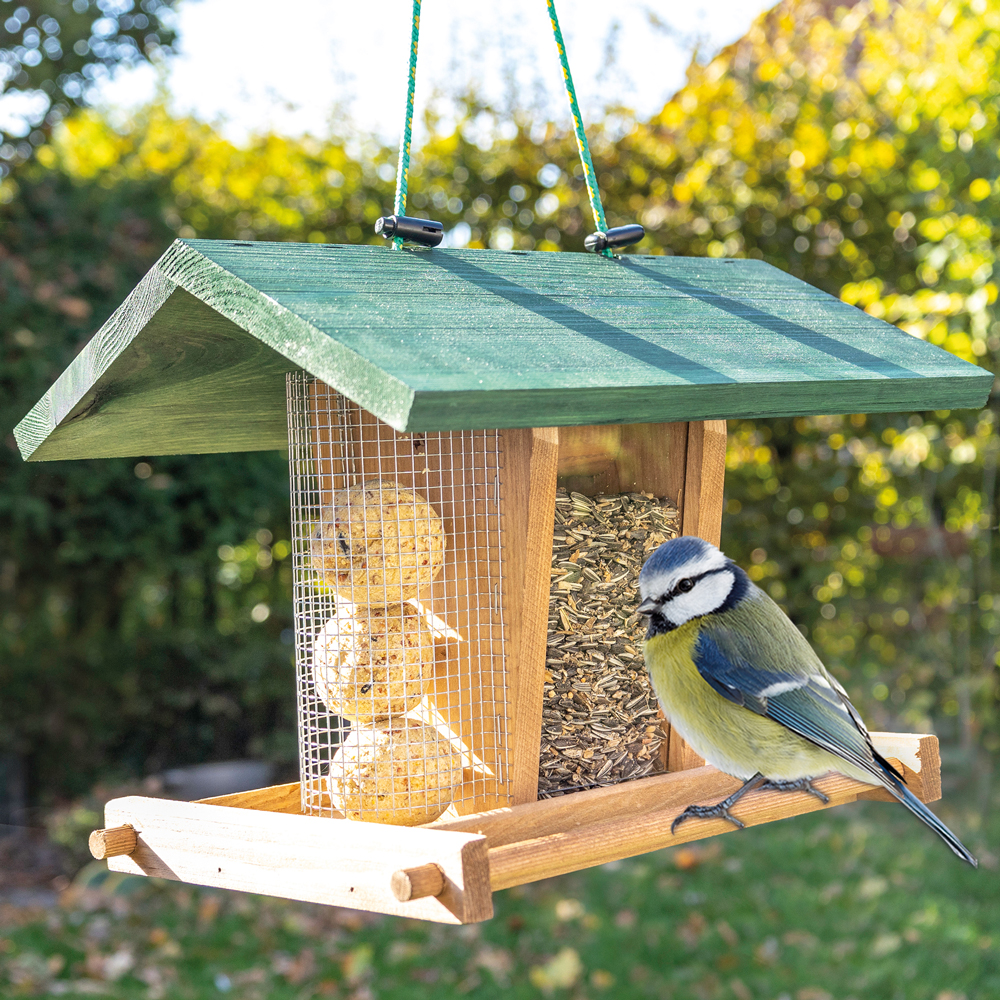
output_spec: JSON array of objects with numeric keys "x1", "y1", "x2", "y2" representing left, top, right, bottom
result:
[{"x1": 539, "y1": 487, "x2": 680, "y2": 798}]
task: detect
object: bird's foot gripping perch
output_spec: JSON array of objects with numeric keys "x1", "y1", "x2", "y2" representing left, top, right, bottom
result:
[
  {"x1": 759, "y1": 777, "x2": 829, "y2": 803},
  {"x1": 670, "y1": 774, "x2": 830, "y2": 834}
]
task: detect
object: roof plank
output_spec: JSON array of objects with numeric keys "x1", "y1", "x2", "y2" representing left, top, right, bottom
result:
[{"x1": 15, "y1": 239, "x2": 991, "y2": 460}]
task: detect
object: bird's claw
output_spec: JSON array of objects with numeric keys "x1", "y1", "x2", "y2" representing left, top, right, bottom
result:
[
  {"x1": 669, "y1": 773, "x2": 829, "y2": 836},
  {"x1": 760, "y1": 777, "x2": 829, "y2": 804},
  {"x1": 671, "y1": 773, "x2": 767, "y2": 834},
  {"x1": 671, "y1": 802, "x2": 746, "y2": 834}
]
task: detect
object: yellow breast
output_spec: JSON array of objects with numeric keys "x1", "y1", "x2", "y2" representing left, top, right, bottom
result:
[{"x1": 644, "y1": 620, "x2": 841, "y2": 781}]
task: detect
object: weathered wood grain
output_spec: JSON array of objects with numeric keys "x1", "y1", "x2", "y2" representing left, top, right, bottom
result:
[
  {"x1": 16, "y1": 241, "x2": 991, "y2": 461},
  {"x1": 104, "y1": 795, "x2": 493, "y2": 924}
]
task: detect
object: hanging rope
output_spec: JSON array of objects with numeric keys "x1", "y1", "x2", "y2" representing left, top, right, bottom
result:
[
  {"x1": 380, "y1": 0, "x2": 636, "y2": 255},
  {"x1": 392, "y1": 0, "x2": 422, "y2": 250},
  {"x1": 545, "y1": 0, "x2": 613, "y2": 258}
]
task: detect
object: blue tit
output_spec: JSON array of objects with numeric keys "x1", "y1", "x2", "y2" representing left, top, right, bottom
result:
[{"x1": 637, "y1": 535, "x2": 976, "y2": 867}]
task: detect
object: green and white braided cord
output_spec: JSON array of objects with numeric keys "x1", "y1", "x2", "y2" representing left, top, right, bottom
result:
[
  {"x1": 546, "y1": 0, "x2": 613, "y2": 258},
  {"x1": 392, "y1": 0, "x2": 421, "y2": 250}
]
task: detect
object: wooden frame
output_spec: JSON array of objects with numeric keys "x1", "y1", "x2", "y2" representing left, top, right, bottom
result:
[{"x1": 93, "y1": 420, "x2": 944, "y2": 923}]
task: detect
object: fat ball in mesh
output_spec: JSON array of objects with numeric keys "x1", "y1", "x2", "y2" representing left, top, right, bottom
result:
[
  {"x1": 331, "y1": 721, "x2": 464, "y2": 825},
  {"x1": 309, "y1": 480, "x2": 446, "y2": 605},
  {"x1": 312, "y1": 603, "x2": 437, "y2": 721}
]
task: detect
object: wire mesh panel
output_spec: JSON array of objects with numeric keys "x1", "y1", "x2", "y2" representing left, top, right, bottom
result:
[{"x1": 287, "y1": 373, "x2": 510, "y2": 823}]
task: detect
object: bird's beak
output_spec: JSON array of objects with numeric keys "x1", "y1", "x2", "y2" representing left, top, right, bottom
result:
[{"x1": 636, "y1": 597, "x2": 657, "y2": 615}]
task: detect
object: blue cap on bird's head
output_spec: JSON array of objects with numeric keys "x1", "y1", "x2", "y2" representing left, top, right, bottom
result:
[
  {"x1": 637, "y1": 535, "x2": 740, "y2": 626},
  {"x1": 640, "y1": 536, "x2": 719, "y2": 579}
]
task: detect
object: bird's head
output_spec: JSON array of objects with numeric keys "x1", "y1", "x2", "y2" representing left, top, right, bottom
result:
[{"x1": 637, "y1": 536, "x2": 745, "y2": 633}]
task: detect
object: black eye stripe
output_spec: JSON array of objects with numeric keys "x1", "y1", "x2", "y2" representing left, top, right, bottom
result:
[{"x1": 662, "y1": 567, "x2": 727, "y2": 601}]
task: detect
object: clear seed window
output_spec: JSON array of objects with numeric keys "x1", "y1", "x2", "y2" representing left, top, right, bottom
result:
[{"x1": 287, "y1": 373, "x2": 510, "y2": 824}]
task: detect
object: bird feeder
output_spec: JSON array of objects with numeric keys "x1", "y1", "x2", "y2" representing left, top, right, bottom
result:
[{"x1": 16, "y1": 240, "x2": 990, "y2": 924}]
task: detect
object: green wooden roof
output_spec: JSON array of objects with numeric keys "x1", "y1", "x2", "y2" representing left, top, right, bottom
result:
[{"x1": 15, "y1": 238, "x2": 991, "y2": 461}]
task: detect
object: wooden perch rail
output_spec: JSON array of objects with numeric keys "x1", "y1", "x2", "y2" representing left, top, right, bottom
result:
[
  {"x1": 93, "y1": 732, "x2": 940, "y2": 923},
  {"x1": 433, "y1": 732, "x2": 938, "y2": 890},
  {"x1": 485, "y1": 763, "x2": 909, "y2": 890}
]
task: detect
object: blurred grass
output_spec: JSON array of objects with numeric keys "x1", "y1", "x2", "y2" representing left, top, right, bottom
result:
[{"x1": 1, "y1": 795, "x2": 996, "y2": 1000}]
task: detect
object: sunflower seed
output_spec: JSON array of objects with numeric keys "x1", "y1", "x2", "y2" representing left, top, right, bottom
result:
[{"x1": 538, "y1": 486, "x2": 680, "y2": 799}]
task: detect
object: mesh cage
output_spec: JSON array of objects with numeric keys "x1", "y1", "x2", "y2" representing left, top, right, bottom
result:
[{"x1": 287, "y1": 373, "x2": 510, "y2": 824}]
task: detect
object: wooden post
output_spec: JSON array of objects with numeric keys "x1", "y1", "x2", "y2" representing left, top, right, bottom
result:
[
  {"x1": 501, "y1": 427, "x2": 560, "y2": 805},
  {"x1": 680, "y1": 420, "x2": 728, "y2": 545}
]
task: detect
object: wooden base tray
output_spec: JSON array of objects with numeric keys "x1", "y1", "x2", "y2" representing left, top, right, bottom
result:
[{"x1": 96, "y1": 732, "x2": 940, "y2": 925}]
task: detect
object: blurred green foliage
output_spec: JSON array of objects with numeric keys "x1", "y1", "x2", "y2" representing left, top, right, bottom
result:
[
  {"x1": 0, "y1": 0, "x2": 180, "y2": 161},
  {"x1": 0, "y1": 161, "x2": 296, "y2": 794},
  {"x1": 1, "y1": 800, "x2": 996, "y2": 998},
  {"x1": 2, "y1": 0, "x2": 1000, "y2": 802},
  {"x1": 624, "y1": 0, "x2": 1000, "y2": 759}
]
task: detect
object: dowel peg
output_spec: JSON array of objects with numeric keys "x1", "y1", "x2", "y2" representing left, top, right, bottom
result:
[
  {"x1": 89, "y1": 825, "x2": 137, "y2": 860},
  {"x1": 390, "y1": 863, "x2": 445, "y2": 902}
]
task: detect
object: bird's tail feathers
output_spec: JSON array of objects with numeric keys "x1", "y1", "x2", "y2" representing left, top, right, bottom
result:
[{"x1": 878, "y1": 766, "x2": 977, "y2": 868}]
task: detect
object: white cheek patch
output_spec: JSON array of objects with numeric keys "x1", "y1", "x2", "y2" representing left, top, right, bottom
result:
[{"x1": 664, "y1": 571, "x2": 735, "y2": 625}]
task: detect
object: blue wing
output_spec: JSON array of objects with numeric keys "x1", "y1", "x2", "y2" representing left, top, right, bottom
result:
[
  {"x1": 693, "y1": 585, "x2": 902, "y2": 785},
  {"x1": 692, "y1": 586, "x2": 978, "y2": 864}
]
